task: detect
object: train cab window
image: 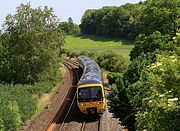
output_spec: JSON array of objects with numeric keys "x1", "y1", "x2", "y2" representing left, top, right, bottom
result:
[
  {"x1": 91, "y1": 87, "x2": 102, "y2": 99},
  {"x1": 78, "y1": 86, "x2": 102, "y2": 102},
  {"x1": 78, "y1": 88, "x2": 91, "y2": 100}
]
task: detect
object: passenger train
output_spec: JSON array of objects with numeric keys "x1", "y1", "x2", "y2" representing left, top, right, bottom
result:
[{"x1": 77, "y1": 56, "x2": 106, "y2": 115}]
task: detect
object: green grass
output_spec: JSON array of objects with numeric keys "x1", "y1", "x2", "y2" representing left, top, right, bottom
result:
[{"x1": 63, "y1": 34, "x2": 134, "y2": 58}]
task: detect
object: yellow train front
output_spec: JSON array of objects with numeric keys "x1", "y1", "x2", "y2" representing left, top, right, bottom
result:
[{"x1": 77, "y1": 56, "x2": 106, "y2": 115}]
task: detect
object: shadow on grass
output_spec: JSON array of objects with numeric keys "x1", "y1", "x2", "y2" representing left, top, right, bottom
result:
[{"x1": 72, "y1": 34, "x2": 134, "y2": 45}]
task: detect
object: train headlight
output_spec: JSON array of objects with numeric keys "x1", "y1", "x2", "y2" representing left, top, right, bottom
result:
[
  {"x1": 97, "y1": 102, "x2": 101, "y2": 105},
  {"x1": 81, "y1": 103, "x2": 86, "y2": 106}
]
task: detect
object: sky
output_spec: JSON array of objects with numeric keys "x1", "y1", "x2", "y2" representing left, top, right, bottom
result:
[{"x1": 0, "y1": 0, "x2": 141, "y2": 27}]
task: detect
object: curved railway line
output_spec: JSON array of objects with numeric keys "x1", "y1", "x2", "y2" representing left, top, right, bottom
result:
[
  {"x1": 45, "y1": 59, "x2": 82, "y2": 131},
  {"x1": 45, "y1": 59, "x2": 102, "y2": 131},
  {"x1": 21, "y1": 58, "x2": 112, "y2": 131}
]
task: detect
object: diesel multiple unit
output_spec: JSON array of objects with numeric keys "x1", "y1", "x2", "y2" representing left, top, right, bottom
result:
[{"x1": 77, "y1": 56, "x2": 106, "y2": 115}]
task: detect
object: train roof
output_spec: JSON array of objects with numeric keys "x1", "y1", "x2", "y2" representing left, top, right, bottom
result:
[{"x1": 77, "y1": 56, "x2": 102, "y2": 86}]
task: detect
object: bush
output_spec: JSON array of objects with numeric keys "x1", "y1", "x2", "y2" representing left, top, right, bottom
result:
[
  {"x1": 0, "y1": 79, "x2": 61, "y2": 130},
  {"x1": 0, "y1": 84, "x2": 37, "y2": 123},
  {"x1": 124, "y1": 52, "x2": 155, "y2": 85},
  {"x1": 2, "y1": 101, "x2": 22, "y2": 131},
  {"x1": 94, "y1": 51, "x2": 129, "y2": 72},
  {"x1": 107, "y1": 72, "x2": 123, "y2": 85},
  {"x1": 108, "y1": 82, "x2": 135, "y2": 130}
]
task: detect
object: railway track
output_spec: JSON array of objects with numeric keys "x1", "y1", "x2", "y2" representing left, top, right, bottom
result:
[
  {"x1": 42, "y1": 58, "x2": 102, "y2": 131},
  {"x1": 80, "y1": 116, "x2": 102, "y2": 131},
  {"x1": 57, "y1": 112, "x2": 102, "y2": 131},
  {"x1": 43, "y1": 59, "x2": 82, "y2": 131},
  {"x1": 21, "y1": 58, "x2": 121, "y2": 131}
]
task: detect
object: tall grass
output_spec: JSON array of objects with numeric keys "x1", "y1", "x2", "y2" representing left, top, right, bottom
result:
[{"x1": 0, "y1": 73, "x2": 62, "y2": 130}]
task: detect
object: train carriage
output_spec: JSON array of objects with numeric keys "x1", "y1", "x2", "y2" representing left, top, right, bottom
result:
[{"x1": 77, "y1": 56, "x2": 106, "y2": 115}]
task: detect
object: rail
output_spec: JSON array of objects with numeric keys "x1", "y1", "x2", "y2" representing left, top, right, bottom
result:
[{"x1": 42, "y1": 59, "x2": 81, "y2": 131}]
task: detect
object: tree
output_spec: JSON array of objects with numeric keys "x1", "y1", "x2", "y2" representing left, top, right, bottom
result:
[
  {"x1": 102, "y1": 8, "x2": 119, "y2": 37},
  {"x1": 1, "y1": 3, "x2": 65, "y2": 83},
  {"x1": 124, "y1": 52, "x2": 155, "y2": 85},
  {"x1": 59, "y1": 19, "x2": 80, "y2": 34},
  {"x1": 108, "y1": 52, "x2": 180, "y2": 130},
  {"x1": 130, "y1": 31, "x2": 174, "y2": 60},
  {"x1": 80, "y1": 9, "x2": 97, "y2": 34},
  {"x1": 140, "y1": 0, "x2": 180, "y2": 37},
  {"x1": 68, "y1": 17, "x2": 74, "y2": 34},
  {"x1": 93, "y1": 6, "x2": 113, "y2": 35},
  {"x1": 108, "y1": 52, "x2": 155, "y2": 130},
  {"x1": 135, "y1": 54, "x2": 180, "y2": 130},
  {"x1": 121, "y1": 3, "x2": 144, "y2": 39},
  {"x1": 59, "y1": 21, "x2": 69, "y2": 34},
  {"x1": 71, "y1": 24, "x2": 80, "y2": 34},
  {"x1": 0, "y1": 35, "x2": 11, "y2": 82}
]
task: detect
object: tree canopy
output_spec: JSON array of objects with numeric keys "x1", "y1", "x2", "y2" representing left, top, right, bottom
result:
[
  {"x1": 59, "y1": 17, "x2": 80, "y2": 35},
  {"x1": 0, "y1": 3, "x2": 65, "y2": 83},
  {"x1": 103, "y1": 0, "x2": 180, "y2": 130},
  {"x1": 80, "y1": 0, "x2": 180, "y2": 40}
]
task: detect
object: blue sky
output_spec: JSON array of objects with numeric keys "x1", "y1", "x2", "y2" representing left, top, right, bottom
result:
[{"x1": 0, "y1": 0, "x2": 141, "y2": 27}]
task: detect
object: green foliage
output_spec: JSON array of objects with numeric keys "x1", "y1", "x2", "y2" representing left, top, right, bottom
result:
[
  {"x1": 59, "y1": 18, "x2": 80, "y2": 35},
  {"x1": 102, "y1": 7, "x2": 126, "y2": 37},
  {"x1": 108, "y1": 52, "x2": 155, "y2": 129},
  {"x1": 80, "y1": 9, "x2": 97, "y2": 34},
  {"x1": 136, "y1": 95, "x2": 180, "y2": 131},
  {"x1": 71, "y1": 24, "x2": 80, "y2": 34},
  {"x1": 80, "y1": 4, "x2": 143, "y2": 39},
  {"x1": 65, "y1": 49, "x2": 129, "y2": 73},
  {"x1": 59, "y1": 22, "x2": 70, "y2": 34},
  {"x1": 68, "y1": 17, "x2": 74, "y2": 32},
  {"x1": 0, "y1": 118, "x2": 5, "y2": 131},
  {"x1": 141, "y1": 0, "x2": 180, "y2": 37},
  {"x1": 108, "y1": 82, "x2": 135, "y2": 130},
  {"x1": 0, "y1": 78, "x2": 60, "y2": 130},
  {"x1": 107, "y1": 71, "x2": 136, "y2": 130},
  {"x1": 80, "y1": 0, "x2": 180, "y2": 39},
  {"x1": 107, "y1": 72, "x2": 122, "y2": 85},
  {"x1": 130, "y1": 31, "x2": 174, "y2": 60},
  {"x1": 173, "y1": 30, "x2": 180, "y2": 56},
  {"x1": 3, "y1": 101, "x2": 22, "y2": 131},
  {"x1": 94, "y1": 51, "x2": 129, "y2": 72},
  {"x1": 0, "y1": 84, "x2": 37, "y2": 122},
  {"x1": 77, "y1": 1, "x2": 180, "y2": 130},
  {"x1": 134, "y1": 54, "x2": 180, "y2": 130},
  {"x1": 108, "y1": 52, "x2": 180, "y2": 130},
  {"x1": 1, "y1": 3, "x2": 65, "y2": 84},
  {"x1": 124, "y1": 52, "x2": 155, "y2": 84},
  {"x1": 1, "y1": 4, "x2": 64, "y2": 130},
  {"x1": 94, "y1": 7, "x2": 115, "y2": 35}
]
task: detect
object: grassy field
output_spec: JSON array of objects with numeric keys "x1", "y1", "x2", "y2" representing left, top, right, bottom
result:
[{"x1": 63, "y1": 34, "x2": 134, "y2": 59}]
